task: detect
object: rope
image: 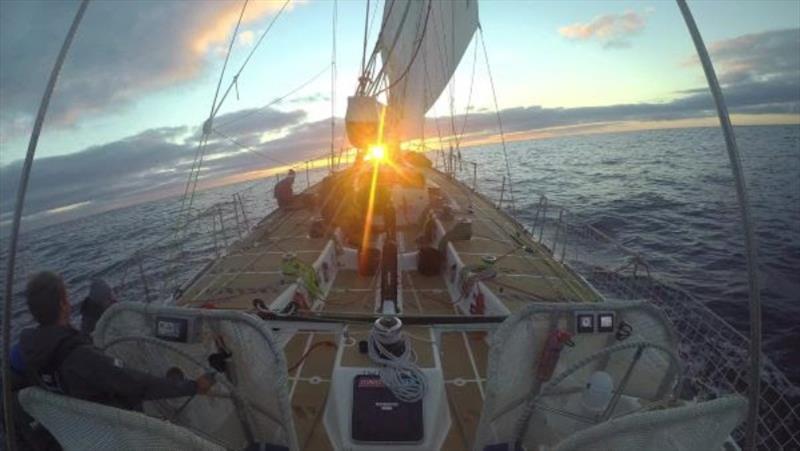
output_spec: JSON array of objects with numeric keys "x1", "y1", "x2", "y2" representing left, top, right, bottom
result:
[
  {"x1": 367, "y1": 319, "x2": 427, "y2": 403},
  {"x1": 287, "y1": 340, "x2": 337, "y2": 373}
]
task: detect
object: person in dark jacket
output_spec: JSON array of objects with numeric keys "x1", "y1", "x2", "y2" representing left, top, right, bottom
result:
[
  {"x1": 273, "y1": 169, "x2": 296, "y2": 208},
  {"x1": 19, "y1": 271, "x2": 214, "y2": 411},
  {"x1": 79, "y1": 278, "x2": 116, "y2": 335}
]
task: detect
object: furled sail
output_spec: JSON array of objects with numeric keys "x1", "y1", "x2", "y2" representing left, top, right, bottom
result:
[{"x1": 378, "y1": 0, "x2": 479, "y2": 140}]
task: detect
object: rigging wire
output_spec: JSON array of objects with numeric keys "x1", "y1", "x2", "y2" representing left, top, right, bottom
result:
[
  {"x1": 372, "y1": 0, "x2": 433, "y2": 97},
  {"x1": 478, "y1": 24, "x2": 515, "y2": 215},
  {"x1": 330, "y1": 0, "x2": 338, "y2": 172},
  {"x1": 215, "y1": 65, "x2": 330, "y2": 130},
  {"x1": 366, "y1": 0, "x2": 411, "y2": 96},
  {"x1": 210, "y1": 0, "x2": 292, "y2": 120},
  {"x1": 177, "y1": 0, "x2": 292, "y2": 243},
  {"x1": 365, "y1": 0, "x2": 381, "y2": 49},
  {"x1": 170, "y1": 0, "x2": 254, "y2": 288},
  {"x1": 360, "y1": 0, "x2": 370, "y2": 75},
  {"x1": 211, "y1": 129, "x2": 292, "y2": 167},
  {"x1": 456, "y1": 39, "x2": 479, "y2": 146},
  {"x1": 358, "y1": 0, "x2": 395, "y2": 94},
  {"x1": 176, "y1": 0, "x2": 250, "y2": 239},
  {"x1": 2, "y1": 2, "x2": 90, "y2": 449},
  {"x1": 209, "y1": 0, "x2": 250, "y2": 124}
]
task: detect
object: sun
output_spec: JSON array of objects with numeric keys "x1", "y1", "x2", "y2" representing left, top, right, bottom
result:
[{"x1": 366, "y1": 145, "x2": 385, "y2": 161}]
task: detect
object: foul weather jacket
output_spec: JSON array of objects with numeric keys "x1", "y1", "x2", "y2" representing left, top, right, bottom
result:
[{"x1": 19, "y1": 324, "x2": 197, "y2": 410}]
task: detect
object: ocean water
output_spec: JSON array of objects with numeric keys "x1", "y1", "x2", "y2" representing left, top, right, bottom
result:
[{"x1": 1, "y1": 124, "x2": 798, "y2": 387}]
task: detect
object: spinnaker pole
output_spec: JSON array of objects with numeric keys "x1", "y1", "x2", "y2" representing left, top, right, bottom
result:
[
  {"x1": 676, "y1": 1, "x2": 762, "y2": 449},
  {"x1": 2, "y1": 2, "x2": 90, "y2": 449}
]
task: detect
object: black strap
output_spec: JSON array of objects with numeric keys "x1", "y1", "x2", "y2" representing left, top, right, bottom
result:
[{"x1": 37, "y1": 335, "x2": 88, "y2": 393}]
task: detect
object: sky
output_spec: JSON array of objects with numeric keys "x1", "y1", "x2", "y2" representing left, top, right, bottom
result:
[{"x1": 0, "y1": 0, "x2": 798, "y2": 228}]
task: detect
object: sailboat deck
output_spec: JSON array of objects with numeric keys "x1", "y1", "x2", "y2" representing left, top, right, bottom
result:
[{"x1": 175, "y1": 167, "x2": 600, "y2": 450}]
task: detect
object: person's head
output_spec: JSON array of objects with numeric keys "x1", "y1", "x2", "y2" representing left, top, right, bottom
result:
[
  {"x1": 287, "y1": 169, "x2": 296, "y2": 180},
  {"x1": 88, "y1": 278, "x2": 116, "y2": 307},
  {"x1": 80, "y1": 278, "x2": 116, "y2": 334},
  {"x1": 26, "y1": 271, "x2": 69, "y2": 326}
]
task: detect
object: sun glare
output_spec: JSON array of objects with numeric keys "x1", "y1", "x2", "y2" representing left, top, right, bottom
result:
[{"x1": 366, "y1": 145, "x2": 386, "y2": 161}]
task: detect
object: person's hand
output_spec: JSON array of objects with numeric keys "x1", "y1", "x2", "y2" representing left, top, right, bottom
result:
[{"x1": 195, "y1": 373, "x2": 216, "y2": 395}]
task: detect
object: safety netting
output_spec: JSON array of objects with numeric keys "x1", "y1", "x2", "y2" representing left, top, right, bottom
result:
[
  {"x1": 474, "y1": 301, "x2": 684, "y2": 450},
  {"x1": 528, "y1": 201, "x2": 800, "y2": 450},
  {"x1": 19, "y1": 387, "x2": 226, "y2": 451},
  {"x1": 93, "y1": 303, "x2": 297, "y2": 450}
]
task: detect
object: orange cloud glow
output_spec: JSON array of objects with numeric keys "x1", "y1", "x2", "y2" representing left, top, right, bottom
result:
[{"x1": 191, "y1": 1, "x2": 294, "y2": 55}]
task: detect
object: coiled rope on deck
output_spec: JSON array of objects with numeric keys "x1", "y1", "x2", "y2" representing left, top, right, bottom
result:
[{"x1": 367, "y1": 318, "x2": 427, "y2": 403}]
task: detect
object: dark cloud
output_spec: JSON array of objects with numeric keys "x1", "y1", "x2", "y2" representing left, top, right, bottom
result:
[
  {"x1": 0, "y1": 126, "x2": 191, "y2": 220},
  {"x1": 453, "y1": 29, "x2": 800, "y2": 137},
  {"x1": 684, "y1": 28, "x2": 800, "y2": 85},
  {"x1": 0, "y1": 0, "x2": 283, "y2": 143},
  {"x1": 1, "y1": 27, "x2": 797, "y2": 230},
  {"x1": 0, "y1": 107, "x2": 310, "y2": 225},
  {"x1": 439, "y1": 76, "x2": 799, "y2": 139},
  {"x1": 282, "y1": 93, "x2": 330, "y2": 105},
  {"x1": 212, "y1": 107, "x2": 306, "y2": 141}
]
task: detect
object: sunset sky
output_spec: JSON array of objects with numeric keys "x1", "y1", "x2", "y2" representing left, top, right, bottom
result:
[{"x1": 1, "y1": 0, "x2": 798, "y2": 226}]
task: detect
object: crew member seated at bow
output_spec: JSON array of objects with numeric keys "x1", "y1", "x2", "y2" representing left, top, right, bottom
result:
[
  {"x1": 19, "y1": 271, "x2": 214, "y2": 411},
  {"x1": 273, "y1": 169, "x2": 313, "y2": 209},
  {"x1": 79, "y1": 278, "x2": 116, "y2": 335},
  {"x1": 273, "y1": 169, "x2": 296, "y2": 208}
]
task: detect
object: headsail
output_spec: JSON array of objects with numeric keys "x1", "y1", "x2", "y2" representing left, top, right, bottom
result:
[{"x1": 378, "y1": 0, "x2": 479, "y2": 141}]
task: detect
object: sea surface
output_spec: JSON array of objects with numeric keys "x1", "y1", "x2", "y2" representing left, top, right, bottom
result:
[{"x1": 1, "y1": 124, "x2": 798, "y2": 387}]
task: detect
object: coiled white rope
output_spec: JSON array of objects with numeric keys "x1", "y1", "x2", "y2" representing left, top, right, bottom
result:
[{"x1": 367, "y1": 318, "x2": 427, "y2": 403}]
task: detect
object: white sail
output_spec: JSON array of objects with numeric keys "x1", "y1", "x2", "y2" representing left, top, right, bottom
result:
[{"x1": 378, "y1": 0, "x2": 479, "y2": 140}]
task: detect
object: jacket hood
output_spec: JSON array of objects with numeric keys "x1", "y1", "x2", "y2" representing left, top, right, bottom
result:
[{"x1": 19, "y1": 325, "x2": 89, "y2": 372}]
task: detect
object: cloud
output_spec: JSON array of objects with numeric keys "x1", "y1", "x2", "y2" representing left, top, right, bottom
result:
[
  {"x1": 191, "y1": 1, "x2": 289, "y2": 55},
  {"x1": 282, "y1": 92, "x2": 330, "y2": 105},
  {"x1": 0, "y1": 106, "x2": 309, "y2": 227},
  {"x1": 212, "y1": 106, "x2": 306, "y2": 141},
  {"x1": 559, "y1": 11, "x2": 646, "y2": 49},
  {"x1": 682, "y1": 28, "x2": 800, "y2": 85},
  {"x1": 443, "y1": 77, "x2": 799, "y2": 140},
  {"x1": 2, "y1": 25, "x2": 797, "y2": 230},
  {"x1": 238, "y1": 30, "x2": 256, "y2": 47},
  {"x1": 5, "y1": 67, "x2": 796, "y2": 230},
  {"x1": 0, "y1": 1, "x2": 288, "y2": 143}
]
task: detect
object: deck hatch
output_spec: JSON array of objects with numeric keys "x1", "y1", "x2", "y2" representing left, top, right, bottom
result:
[{"x1": 351, "y1": 375, "x2": 423, "y2": 443}]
